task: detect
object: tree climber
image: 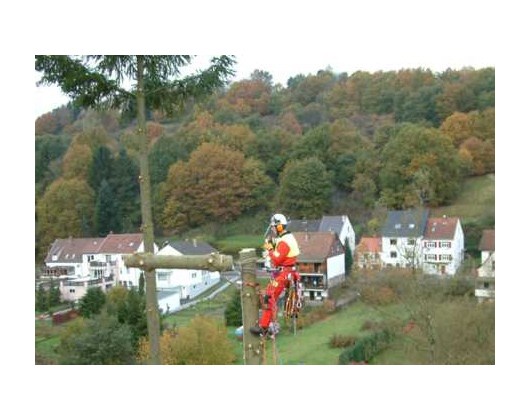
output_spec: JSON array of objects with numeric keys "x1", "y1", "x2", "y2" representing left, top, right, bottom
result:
[{"x1": 250, "y1": 213, "x2": 301, "y2": 336}]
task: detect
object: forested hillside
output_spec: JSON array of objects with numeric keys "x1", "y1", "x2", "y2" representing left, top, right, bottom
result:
[{"x1": 35, "y1": 66, "x2": 495, "y2": 262}]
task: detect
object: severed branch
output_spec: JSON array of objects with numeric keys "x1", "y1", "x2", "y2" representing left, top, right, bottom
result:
[{"x1": 124, "y1": 252, "x2": 234, "y2": 272}]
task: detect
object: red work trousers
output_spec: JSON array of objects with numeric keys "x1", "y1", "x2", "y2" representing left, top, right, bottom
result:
[{"x1": 259, "y1": 267, "x2": 299, "y2": 329}]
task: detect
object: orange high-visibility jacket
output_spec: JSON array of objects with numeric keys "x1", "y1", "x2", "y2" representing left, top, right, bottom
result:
[{"x1": 268, "y1": 231, "x2": 300, "y2": 267}]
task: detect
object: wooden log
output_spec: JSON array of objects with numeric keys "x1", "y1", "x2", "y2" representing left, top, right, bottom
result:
[
  {"x1": 124, "y1": 252, "x2": 234, "y2": 272},
  {"x1": 239, "y1": 248, "x2": 261, "y2": 365}
]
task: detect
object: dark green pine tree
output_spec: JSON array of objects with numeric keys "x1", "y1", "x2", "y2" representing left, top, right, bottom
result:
[
  {"x1": 36, "y1": 283, "x2": 48, "y2": 312},
  {"x1": 48, "y1": 282, "x2": 62, "y2": 308},
  {"x1": 111, "y1": 148, "x2": 141, "y2": 232},
  {"x1": 94, "y1": 179, "x2": 121, "y2": 236},
  {"x1": 224, "y1": 290, "x2": 242, "y2": 326},
  {"x1": 344, "y1": 240, "x2": 353, "y2": 276},
  {"x1": 78, "y1": 287, "x2": 107, "y2": 318},
  {"x1": 88, "y1": 146, "x2": 114, "y2": 192}
]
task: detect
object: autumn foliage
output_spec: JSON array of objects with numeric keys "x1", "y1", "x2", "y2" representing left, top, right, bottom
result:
[{"x1": 136, "y1": 315, "x2": 236, "y2": 364}]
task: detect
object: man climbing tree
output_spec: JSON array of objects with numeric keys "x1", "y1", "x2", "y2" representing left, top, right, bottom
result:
[
  {"x1": 250, "y1": 213, "x2": 301, "y2": 337},
  {"x1": 36, "y1": 55, "x2": 235, "y2": 364}
]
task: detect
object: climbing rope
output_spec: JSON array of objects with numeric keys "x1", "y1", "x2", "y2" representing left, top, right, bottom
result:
[{"x1": 283, "y1": 275, "x2": 304, "y2": 331}]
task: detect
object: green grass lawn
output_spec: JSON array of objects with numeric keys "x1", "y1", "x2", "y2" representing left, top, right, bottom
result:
[
  {"x1": 226, "y1": 302, "x2": 409, "y2": 365},
  {"x1": 430, "y1": 174, "x2": 494, "y2": 224},
  {"x1": 212, "y1": 234, "x2": 264, "y2": 256}
]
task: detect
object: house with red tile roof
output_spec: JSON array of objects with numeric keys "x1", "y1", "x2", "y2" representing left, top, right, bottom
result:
[
  {"x1": 42, "y1": 233, "x2": 156, "y2": 302},
  {"x1": 289, "y1": 215, "x2": 355, "y2": 257},
  {"x1": 380, "y1": 210, "x2": 465, "y2": 276},
  {"x1": 93, "y1": 233, "x2": 155, "y2": 289},
  {"x1": 44, "y1": 237, "x2": 105, "y2": 278},
  {"x1": 292, "y1": 231, "x2": 345, "y2": 302},
  {"x1": 355, "y1": 236, "x2": 382, "y2": 270},
  {"x1": 421, "y1": 216, "x2": 465, "y2": 275},
  {"x1": 43, "y1": 236, "x2": 113, "y2": 302}
]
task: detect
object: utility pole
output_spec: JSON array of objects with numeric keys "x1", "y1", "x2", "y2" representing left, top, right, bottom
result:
[{"x1": 238, "y1": 248, "x2": 262, "y2": 365}]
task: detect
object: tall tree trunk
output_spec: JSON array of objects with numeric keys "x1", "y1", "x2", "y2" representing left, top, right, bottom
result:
[
  {"x1": 239, "y1": 248, "x2": 261, "y2": 364},
  {"x1": 136, "y1": 55, "x2": 161, "y2": 364}
]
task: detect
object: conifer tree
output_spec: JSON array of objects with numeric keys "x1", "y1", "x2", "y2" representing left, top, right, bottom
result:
[{"x1": 36, "y1": 55, "x2": 235, "y2": 364}]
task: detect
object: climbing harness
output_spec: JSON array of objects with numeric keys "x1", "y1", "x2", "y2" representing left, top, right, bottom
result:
[{"x1": 283, "y1": 271, "x2": 304, "y2": 335}]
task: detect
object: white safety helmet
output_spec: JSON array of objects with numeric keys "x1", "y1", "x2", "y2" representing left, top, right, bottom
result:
[{"x1": 270, "y1": 213, "x2": 288, "y2": 227}]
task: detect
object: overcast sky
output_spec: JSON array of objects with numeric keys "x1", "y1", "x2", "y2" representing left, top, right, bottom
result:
[{"x1": 32, "y1": 1, "x2": 501, "y2": 119}]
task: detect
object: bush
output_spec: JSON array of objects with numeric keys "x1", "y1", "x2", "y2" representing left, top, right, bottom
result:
[
  {"x1": 296, "y1": 300, "x2": 336, "y2": 329},
  {"x1": 338, "y1": 329, "x2": 395, "y2": 364},
  {"x1": 359, "y1": 285, "x2": 397, "y2": 305},
  {"x1": 329, "y1": 334, "x2": 356, "y2": 348},
  {"x1": 137, "y1": 315, "x2": 236, "y2": 365},
  {"x1": 57, "y1": 313, "x2": 135, "y2": 364},
  {"x1": 360, "y1": 319, "x2": 385, "y2": 331},
  {"x1": 224, "y1": 290, "x2": 242, "y2": 326}
]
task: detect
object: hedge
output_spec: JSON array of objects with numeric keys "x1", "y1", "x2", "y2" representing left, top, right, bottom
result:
[{"x1": 338, "y1": 329, "x2": 395, "y2": 364}]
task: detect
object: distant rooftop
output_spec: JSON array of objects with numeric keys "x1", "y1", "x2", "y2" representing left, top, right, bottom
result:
[{"x1": 381, "y1": 209, "x2": 429, "y2": 238}]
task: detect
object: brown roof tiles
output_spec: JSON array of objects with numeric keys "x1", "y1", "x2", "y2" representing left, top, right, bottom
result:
[
  {"x1": 357, "y1": 237, "x2": 382, "y2": 253},
  {"x1": 479, "y1": 229, "x2": 495, "y2": 251},
  {"x1": 97, "y1": 233, "x2": 144, "y2": 254},
  {"x1": 292, "y1": 231, "x2": 342, "y2": 262},
  {"x1": 423, "y1": 217, "x2": 459, "y2": 240}
]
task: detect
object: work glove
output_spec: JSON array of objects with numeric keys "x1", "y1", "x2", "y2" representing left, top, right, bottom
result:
[{"x1": 263, "y1": 241, "x2": 273, "y2": 251}]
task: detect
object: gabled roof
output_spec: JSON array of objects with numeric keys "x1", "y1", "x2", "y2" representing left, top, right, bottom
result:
[
  {"x1": 423, "y1": 217, "x2": 460, "y2": 240},
  {"x1": 357, "y1": 237, "x2": 382, "y2": 253},
  {"x1": 288, "y1": 219, "x2": 320, "y2": 233},
  {"x1": 288, "y1": 215, "x2": 350, "y2": 236},
  {"x1": 381, "y1": 209, "x2": 429, "y2": 238},
  {"x1": 479, "y1": 229, "x2": 495, "y2": 251},
  {"x1": 97, "y1": 233, "x2": 144, "y2": 254},
  {"x1": 319, "y1": 215, "x2": 347, "y2": 236},
  {"x1": 45, "y1": 237, "x2": 104, "y2": 263},
  {"x1": 292, "y1": 231, "x2": 343, "y2": 263},
  {"x1": 166, "y1": 240, "x2": 218, "y2": 255}
]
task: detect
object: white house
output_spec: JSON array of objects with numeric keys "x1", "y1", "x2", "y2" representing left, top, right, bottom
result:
[
  {"x1": 92, "y1": 233, "x2": 155, "y2": 289},
  {"x1": 421, "y1": 216, "x2": 465, "y2": 276},
  {"x1": 477, "y1": 229, "x2": 495, "y2": 278},
  {"x1": 44, "y1": 237, "x2": 104, "y2": 279},
  {"x1": 43, "y1": 237, "x2": 108, "y2": 302},
  {"x1": 155, "y1": 239, "x2": 221, "y2": 301},
  {"x1": 292, "y1": 231, "x2": 345, "y2": 302},
  {"x1": 380, "y1": 209, "x2": 429, "y2": 269},
  {"x1": 42, "y1": 232, "x2": 154, "y2": 302},
  {"x1": 289, "y1": 215, "x2": 355, "y2": 256},
  {"x1": 476, "y1": 229, "x2": 495, "y2": 302}
]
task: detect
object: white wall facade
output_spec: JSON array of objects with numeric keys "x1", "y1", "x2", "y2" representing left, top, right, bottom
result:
[
  {"x1": 478, "y1": 250, "x2": 495, "y2": 278},
  {"x1": 155, "y1": 244, "x2": 221, "y2": 300},
  {"x1": 339, "y1": 217, "x2": 356, "y2": 255},
  {"x1": 381, "y1": 237, "x2": 423, "y2": 268},
  {"x1": 421, "y1": 222, "x2": 465, "y2": 276},
  {"x1": 326, "y1": 253, "x2": 345, "y2": 287}
]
